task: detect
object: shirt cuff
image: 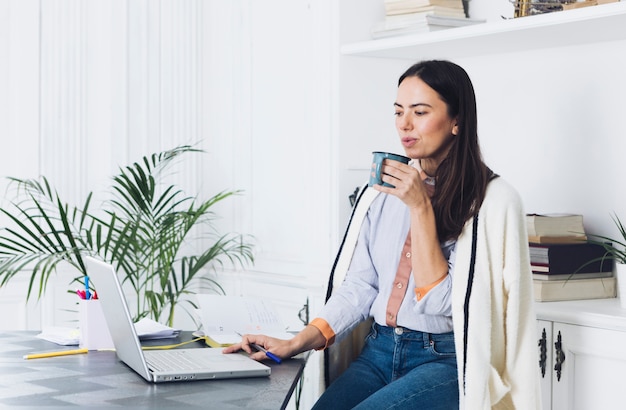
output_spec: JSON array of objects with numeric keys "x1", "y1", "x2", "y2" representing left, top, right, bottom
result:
[
  {"x1": 309, "y1": 317, "x2": 336, "y2": 350},
  {"x1": 414, "y1": 274, "x2": 447, "y2": 301}
]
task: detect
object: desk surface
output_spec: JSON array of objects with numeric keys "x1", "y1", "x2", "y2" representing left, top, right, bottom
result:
[{"x1": 0, "y1": 331, "x2": 306, "y2": 409}]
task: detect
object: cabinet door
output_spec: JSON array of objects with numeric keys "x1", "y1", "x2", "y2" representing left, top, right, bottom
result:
[
  {"x1": 551, "y1": 322, "x2": 626, "y2": 410},
  {"x1": 537, "y1": 320, "x2": 553, "y2": 410}
]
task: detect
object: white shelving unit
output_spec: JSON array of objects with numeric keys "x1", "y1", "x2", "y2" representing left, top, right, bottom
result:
[{"x1": 341, "y1": 2, "x2": 626, "y2": 60}]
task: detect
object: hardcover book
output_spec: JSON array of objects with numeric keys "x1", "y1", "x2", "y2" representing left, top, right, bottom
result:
[
  {"x1": 529, "y1": 242, "x2": 613, "y2": 275},
  {"x1": 384, "y1": 0, "x2": 464, "y2": 15},
  {"x1": 526, "y1": 213, "x2": 586, "y2": 238},
  {"x1": 528, "y1": 235, "x2": 587, "y2": 244},
  {"x1": 532, "y1": 271, "x2": 613, "y2": 281},
  {"x1": 533, "y1": 277, "x2": 616, "y2": 302}
]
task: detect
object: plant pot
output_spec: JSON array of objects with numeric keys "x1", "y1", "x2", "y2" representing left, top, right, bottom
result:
[{"x1": 616, "y1": 263, "x2": 626, "y2": 309}]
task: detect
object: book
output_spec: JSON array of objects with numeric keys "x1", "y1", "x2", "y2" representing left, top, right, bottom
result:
[
  {"x1": 530, "y1": 263, "x2": 613, "y2": 274},
  {"x1": 386, "y1": 6, "x2": 466, "y2": 18},
  {"x1": 384, "y1": 0, "x2": 464, "y2": 15},
  {"x1": 562, "y1": 0, "x2": 597, "y2": 10},
  {"x1": 195, "y1": 295, "x2": 293, "y2": 347},
  {"x1": 425, "y1": 14, "x2": 486, "y2": 28},
  {"x1": 526, "y1": 213, "x2": 586, "y2": 238},
  {"x1": 533, "y1": 276, "x2": 616, "y2": 302},
  {"x1": 371, "y1": 12, "x2": 482, "y2": 39},
  {"x1": 372, "y1": 22, "x2": 445, "y2": 38},
  {"x1": 528, "y1": 235, "x2": 588, "y2": 244},
  {"x1": 532, "y1": 271, "x2": 613, "y2": 281},
  {"x1": 529, "y1": 242, "x2": 613, "y2": 274},
  {"x1": 373, "y1": 9, "x2": 465, "y2": 32}
]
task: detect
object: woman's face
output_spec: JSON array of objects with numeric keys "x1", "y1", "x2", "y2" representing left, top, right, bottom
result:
[{"x1": 394, "y1": 76, "x2": 458, "y2": 166}]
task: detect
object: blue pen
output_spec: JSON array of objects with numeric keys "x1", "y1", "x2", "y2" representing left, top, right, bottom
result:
[
  {"x1": 84, "y1": 276, "x2": 91, "y2": 300},
  {"x1": 249, "y1": 342, "x2": 282, "y2": 364},
  {"x1": 236, "y1": 332, "x2": 282, "y2": 364}
]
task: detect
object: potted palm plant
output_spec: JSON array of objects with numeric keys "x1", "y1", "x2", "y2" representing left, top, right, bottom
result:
[{"x1": 0, "y1": 145, "x2": 254, "y2": 326}]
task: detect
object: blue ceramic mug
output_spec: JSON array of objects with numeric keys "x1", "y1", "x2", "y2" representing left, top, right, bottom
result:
[{"x1": 369, "y1": 151, "x2": 411, "y2": 188}]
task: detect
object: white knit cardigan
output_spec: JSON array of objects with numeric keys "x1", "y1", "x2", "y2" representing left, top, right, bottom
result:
[{"x1": 327, "y1": 177, "x2": 542, "y2": 409}]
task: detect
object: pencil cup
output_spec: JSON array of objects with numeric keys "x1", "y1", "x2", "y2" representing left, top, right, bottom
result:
[{"x1": 79, "y1": 299, "x2": 114, "y2": 350}]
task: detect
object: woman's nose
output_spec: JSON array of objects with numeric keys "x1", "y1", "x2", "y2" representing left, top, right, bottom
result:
[{"x1": 399, "y1": 116, "x2": 412, "y2": 130}]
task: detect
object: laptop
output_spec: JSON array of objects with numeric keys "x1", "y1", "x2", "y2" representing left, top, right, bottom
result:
[{"x1": 85, "y1": 256, "x2": 271, "y2": 383}]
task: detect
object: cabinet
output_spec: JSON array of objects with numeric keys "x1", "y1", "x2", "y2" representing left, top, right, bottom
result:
[{"x1": 536, "y1": 299, "x2": 626, "y2": 410}]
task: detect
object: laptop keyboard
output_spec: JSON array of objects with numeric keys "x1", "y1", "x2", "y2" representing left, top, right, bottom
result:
[{"x1": 145, "y1": 350, "x2": 219, "y2": 372}]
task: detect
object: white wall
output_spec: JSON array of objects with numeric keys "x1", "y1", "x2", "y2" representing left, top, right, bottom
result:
[{"x1": 459, "y1": 40, "x2": 626, "y2": 236}]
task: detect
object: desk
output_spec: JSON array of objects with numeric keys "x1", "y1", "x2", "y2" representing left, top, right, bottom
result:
[{"x1": 0, "y1": 331, "x2": 307, "y2": 409}]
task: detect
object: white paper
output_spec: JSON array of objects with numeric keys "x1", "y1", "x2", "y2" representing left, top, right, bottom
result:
[
  {"x1": 134, "y1": 318, "x2": 181, "y2": 340},
  {"x1": 196, "y1": 295, "x2": 293, "y2": 344},
  {"x1": 36, "y1": 327, "x2": 81, "y2": 346}
]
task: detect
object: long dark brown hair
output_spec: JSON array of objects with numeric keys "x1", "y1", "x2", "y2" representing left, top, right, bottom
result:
[{"x1": 398, "y1": 60, "x2": 493, "y2": 241}]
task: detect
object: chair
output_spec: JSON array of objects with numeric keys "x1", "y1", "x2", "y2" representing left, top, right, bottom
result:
[{"x1": 323, "y1": 183, "x2": 377, "y2": 387}]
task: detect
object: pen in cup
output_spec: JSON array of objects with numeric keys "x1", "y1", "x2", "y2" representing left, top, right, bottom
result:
[
  {"x1": 236, "y1": 332, "x2": 282, "y2": 364},
  {"x1": 84, "y1": 275, "x2": 91, "y2": 300}
]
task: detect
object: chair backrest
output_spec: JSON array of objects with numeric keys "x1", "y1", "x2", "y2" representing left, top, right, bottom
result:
[{"x1": 323, "y1": 183, "x2": 378, "y2": 387}]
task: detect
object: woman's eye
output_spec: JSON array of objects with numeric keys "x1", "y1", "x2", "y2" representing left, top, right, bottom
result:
[
  {"x1": 415, "y1": 111, "x2": 426, "y2": 116},
  {"x1": 394, "y1": 111, "x2": 402, "y2": 116}
]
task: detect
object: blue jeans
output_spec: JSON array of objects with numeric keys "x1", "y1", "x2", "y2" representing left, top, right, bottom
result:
[{"x1": 313, "y1": 323, "x2": 459, "y2": 410}]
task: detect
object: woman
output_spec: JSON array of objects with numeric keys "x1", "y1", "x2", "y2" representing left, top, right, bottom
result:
[{"x1": 224, "y1": 60, "x2": 541, "y2": 409}]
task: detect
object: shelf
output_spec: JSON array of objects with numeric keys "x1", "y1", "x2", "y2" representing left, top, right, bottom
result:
[{"x1": 341, "y1": 2, "x2": 626, "y2": 60}]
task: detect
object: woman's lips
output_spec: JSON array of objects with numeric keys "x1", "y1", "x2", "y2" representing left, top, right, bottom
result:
[{"x1": 401, "y1": 137, "x2": 417, "y2": 148}]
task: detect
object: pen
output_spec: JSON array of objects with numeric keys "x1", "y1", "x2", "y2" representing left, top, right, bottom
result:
[
  {"x1": 250, "y1": 342, "x2": 282, "y2": 364},
  {"x1": 23, "y1": 348, "x2": 89, "y2": 360},
  {"x1": 84, "y1": 276, "x2": 91, "y2": 300},
  {"x1": 236, "y1": 332, "x2": 282, "y2": 364}
]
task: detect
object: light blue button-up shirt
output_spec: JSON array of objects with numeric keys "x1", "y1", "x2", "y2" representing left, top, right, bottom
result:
[{"x1": 317, "y1": 192, "x2": 456, "y2": 341}]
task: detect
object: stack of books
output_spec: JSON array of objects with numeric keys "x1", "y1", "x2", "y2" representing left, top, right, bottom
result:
[
  {"x1": 371, "y1": 0, "x2": 485, "y2": 39},
  {"x1": 527, "y1": 213, "x2": 587, "y2": 244},
  {"x1": 527, "y1": 213, "x2": 616, "y2": 302}
]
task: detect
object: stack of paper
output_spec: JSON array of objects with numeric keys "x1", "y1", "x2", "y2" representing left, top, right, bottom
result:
[
  {"x1": 134, "y1": 318, "x2": 181, "y2": 340},
  {"x1": 36, "y1": 327, "x2": 81, "y2": 346}
]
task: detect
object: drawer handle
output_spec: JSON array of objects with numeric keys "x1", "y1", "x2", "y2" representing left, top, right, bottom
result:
[
  {"x1": 538, "y1": 327, "x2": 547, "y2": 378},
  {"x1": 554, "y1": 331, "x2": 565, "y2": 382}
]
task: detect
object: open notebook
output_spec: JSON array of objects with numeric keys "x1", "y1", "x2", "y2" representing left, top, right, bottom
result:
[
  {"x1": 85, "y1": 257, "x2": 271, "y2": 383},
  {"x1": 196, "y1": 294, "x2": 294, "y2": 347}
]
